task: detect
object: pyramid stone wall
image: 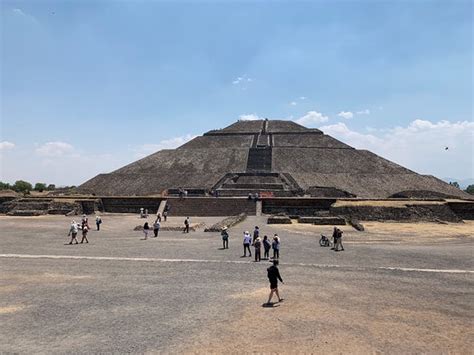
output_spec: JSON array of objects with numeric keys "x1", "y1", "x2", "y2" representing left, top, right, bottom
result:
[{"x1": 78, "y1": 119, "x2": 471, "y2": 199}]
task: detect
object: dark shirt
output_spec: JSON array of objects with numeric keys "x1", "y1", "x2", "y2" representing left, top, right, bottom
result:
[
  {"x1": 267, "y1": 265, "x2": 283, "y2": 284},
  {"x1": 263, "y1": 240, "x2": 271, "y2": 250}
]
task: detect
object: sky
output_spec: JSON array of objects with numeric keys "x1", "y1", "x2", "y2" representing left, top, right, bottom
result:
[{"x1": 0, "y1": 0, "x2": 472, "y2": 186}]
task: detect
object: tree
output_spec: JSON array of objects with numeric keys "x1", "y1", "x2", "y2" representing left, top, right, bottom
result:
[
  {"x1": 0, "y1": 181, "x2": 11, "y2": 190},
  {"x1": 46, "y1": 184, "x2": 56, "y2": 191},
  {"x1": 34, "y1": 183, "x2": 47, "y2": 192},
  {"x1": 13, "y1": 180, "x2": 33, "y2": 193},
  {"x1": 465, "y1": 185, "x2": 474, "y2": 195},
  {"x1": 449, "y1": 181, "x2": 460, "y2": 189}
]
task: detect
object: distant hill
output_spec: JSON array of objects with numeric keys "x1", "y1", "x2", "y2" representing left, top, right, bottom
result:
[{"x1": 442, "y1": 178, "x2": 474, "y2": 190}]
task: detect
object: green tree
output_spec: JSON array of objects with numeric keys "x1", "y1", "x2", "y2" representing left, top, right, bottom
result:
[
  {"x1": 47, "y1": 184, "x2": 56, "y2": 191},
  {"x1": 0, "y1": 181, "x2": 11, "y2": 190},
  {"x1": 449, "y1": 181, "x2": 460, "y2": 189},
  {"x1": 13, "y1": 180, "x2": 33, "y2": 193},
  {"x1": 465, "y1": 185, "x2": 474, "y2": 195},
  {"x1": 34, "y1": 183, "x2": 47, "y2": 192}
]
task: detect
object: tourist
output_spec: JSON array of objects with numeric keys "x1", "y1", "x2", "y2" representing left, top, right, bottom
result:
[
  {"x1": 153, "y1": 218, "x2": 161, "y2": 237},
  {"x1": 95, "y1": 215, "x2": 102, "y2": 231},
  {"x1": 145, "y1": 209, "x2": 149, "y2": 218},
  {"x1": 254, "y1": 236, "x2": 262, "y2": 262},
  {"x1": 67, "y1": 221, "x2": 79, "y2": 245},
  {"x1": 143, "y1": 222, "x2": 150, "y2": 240},
  {"x1": 183, "y1": 217, "x2": 190, "y2": 233},
  {"x1": 80, "y1": 225, "x2": 89, "y2": 244},
  {"x1": 140, "y1": 208, "x2": 145, "y2": 218},
  {"x1": 272, "y1": 235, "x2": 280, "y2": 259},
  {"x1": 81, "y1": 214, "x2": 89, "y2": 229},
  {"x1": 266, "y1": 259, "x2": 284, "y2": 305},
  {"x1": 243, "y1": 231, "x2": 252, "y2": 257},
  {"x1": 156, "y1": 212, "x2": 162, "y2": 222},
  {"x1": 163, "y1": 205, "x2": 170, "y2": 222},
  {"x1": 263, "y1": 235, "x2": 271, "y2": 259},
  {"x1": 253, "y1": 226, "x2": 260, "y2": 244},
  {"x1": 221, "y1": 226, "x2": 229, "y2": 249},
  {"x1": 334, "y1": 227, "x2": 345, "y2": 252}
]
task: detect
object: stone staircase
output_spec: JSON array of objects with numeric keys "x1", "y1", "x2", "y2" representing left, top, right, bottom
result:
[{"x1": 213, "y1": 172, "x2": 301, "y2": 197}]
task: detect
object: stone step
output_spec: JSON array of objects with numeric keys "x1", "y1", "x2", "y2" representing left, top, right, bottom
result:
[{"x1": 298, "y1": 216, "x2": 346, "y2": 225}]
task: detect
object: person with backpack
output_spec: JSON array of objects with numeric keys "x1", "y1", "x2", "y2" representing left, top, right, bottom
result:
[
  {"x1": 80, "y1": 225, "x2": 89, "y2": 244},
  {"x1": 254, "y1": 236, "x2": 262, "y2": 262},
  {"x1": 67, "y1": 221, "x2": 79, "y2": 245},
  {"x1": 142, "y1": 222, "x2": 150, "y2": 240},
  {"x1": 221, "y1": 226, "x2": 229, "y2": 249},
  {"x1": 263, "y1": 235, "x2": 271, "y2": 259},
  {"x1": 242, "y1": 231, "x2": 252, "y2": 257},
  {"x1": 153, "y1": 218, "x2": 161, "y2": 237},
  {"x1": 272, "y1": 235, "x2": 280, "y2": 259},
  {"x1": 266, "y1": 259, "x2": 284, "y2": 305},
  {"x1": 95, "y1": 215, "x2": 102, "y2": 231},
  {"x1": 183, "y1": 217, "x2": 190, "y2": 233},
  {"x1": 334, "y1": 227, "x2": 345, "y2": 251}
]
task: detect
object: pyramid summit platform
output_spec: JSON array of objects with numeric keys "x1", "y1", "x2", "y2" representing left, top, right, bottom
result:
[{"x1": 78, "y1": 119, "x2": 469, "y2": 199}]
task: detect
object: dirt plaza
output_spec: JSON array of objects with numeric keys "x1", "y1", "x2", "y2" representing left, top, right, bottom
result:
[{"x1": 0, "y1": 214, "x2": 473, "y2": 353}]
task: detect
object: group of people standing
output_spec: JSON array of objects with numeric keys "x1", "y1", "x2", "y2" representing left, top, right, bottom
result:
[
  {"x1": 67, "y1": 214, "x2": 102, "y2": 245},
  {"x1": 221, "y1": 226, "x2": 281, "y2": 262}
]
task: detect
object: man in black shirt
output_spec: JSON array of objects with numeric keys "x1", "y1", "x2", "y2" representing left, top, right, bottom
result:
[{"x1": 266, "y1": 259, "x2": 284, "y2": 305}]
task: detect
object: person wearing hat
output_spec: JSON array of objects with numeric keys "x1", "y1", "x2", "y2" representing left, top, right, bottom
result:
[
  {"x1": 67, "y1": 221, "x2": 79, "y2": 245},
  {"x1": 243, "y1": 231, "x2": 252, "y2": 257},
  {"x1": 81, "y1": 214, "x2": 89, "y2": 230},
  {"x1": 254, "y1": 236, "x2": 262, "y2": 262},
  {"x1": 266, "y1": 259, "x2": 284, "y2": 305},
  {"x1": 221, "y1": 226, "x2": 229, "y2": 249}
]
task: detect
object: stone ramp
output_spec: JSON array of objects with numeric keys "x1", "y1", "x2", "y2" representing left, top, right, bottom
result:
[{"x1": 157, "y1": 200, "x2": 168, "y2": 216}]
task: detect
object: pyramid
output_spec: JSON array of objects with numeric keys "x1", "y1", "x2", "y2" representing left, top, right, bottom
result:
[{"x1": 78, "y1": 119, "x2": 469, "y2": 199}]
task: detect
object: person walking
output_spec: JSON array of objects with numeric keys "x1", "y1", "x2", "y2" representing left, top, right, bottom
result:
[
  {"x1": 334, "y1": 227, "x2": 345, "y2": 251},
  {"x1": 254, "y1": 236, "x2": 262, "y2": 262},
  {"x1": 95, "y1": 215, "x2": 102, "y2": 231},
  {"x1": 183, "y1": 217, "x2": 190, "y2": 233},
  {"x1": 163, "y1": 205, "x2": 170, "y2": 222},
  {"x1": 221, "y1": 226, "x2": 229, "y2": 249},
  {"x1": 143, "y1": 222, "x2": 150, "y2": 240},
  {"x1": 80, "y1": 225, "x2": 89, "y2": 244},
  {"x1": 243, "y1": 231, "x2": 252, "y2": 257},
  {"x1": 253, "y1": 226, "x2": 260, "y2": 244},
  {"x1": 272, "y1": 235, "x2": 280, "y2": 259},
  {"x1": 153, "y1": 218, "x2": 161, "y2": 237},
  {"x1": 263, "y1": 235, "x2": 271, "y2": 259},
  {"x1": 81, "y1": 214, "x2": 89, "y2": 230},
  {"x1": 266, "y1": 259, "x2": 284, "y2": 305},
  {"x1": 156, "y1": 212, "x2": 162, "y2": 222},
  {"x1": 67, "y1": 221, "x2": 79, "y2": 245}
]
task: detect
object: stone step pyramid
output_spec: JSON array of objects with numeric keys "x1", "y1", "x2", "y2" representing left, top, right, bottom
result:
[{"x1": 78, "y1": 119, "x2": 470, "y2": 199}]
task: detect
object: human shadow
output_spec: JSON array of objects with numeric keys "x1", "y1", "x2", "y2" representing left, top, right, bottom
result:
[{"x1": 262, "y1": 302, "x2": 280, "y2": 308}]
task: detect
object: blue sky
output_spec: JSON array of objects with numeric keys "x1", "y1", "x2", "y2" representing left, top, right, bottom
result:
[{"x1": 1, "y1": 0, "x2": 472, "y2": 185}]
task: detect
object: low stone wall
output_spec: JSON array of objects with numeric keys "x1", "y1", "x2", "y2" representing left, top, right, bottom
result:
[
  {"x1": 267, "y1": 216, "x2": 292, "y2": 224},
  {"x1": 262, "y1": 198, "x2": 336, "y2": 216},
  {"x1": 447, "y1": 201, "x2": 474, "y2": 220},
  {"x1": 331, "y1": 204, "x2": 462, "y2": 222},
  {"x1": 298, "y1": 216, "x2": 346, "y2": 225},
  {"x1": 204, "y1": 213, "x2": 247, "y2": 232}
]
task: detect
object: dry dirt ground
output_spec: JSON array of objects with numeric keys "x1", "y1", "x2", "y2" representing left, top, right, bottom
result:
[{"x1": 0, "y1": 214, "x2": 472, "y2": 354}]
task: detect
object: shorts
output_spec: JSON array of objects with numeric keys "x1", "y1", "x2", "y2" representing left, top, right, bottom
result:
[{"x1": 270, "y1": 282, "x2": 278, "y2": 290}]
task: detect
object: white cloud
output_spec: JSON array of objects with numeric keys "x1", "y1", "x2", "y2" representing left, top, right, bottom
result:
[
  {"x1": 239, "y1": 114, "x2": 264, "y2": 121},
  {"x1": 299, "y1": 96, "x2": 306, "y2": 100},
  {"x1": 35, "y1": 142, "x2": 77, "y2": 157},
  {"x1": 320, "y1": 119, "x2": 474, "y2": 178},
  {"x1": 295, "y1": 111, "x2": 329, "y2": 126},
  {"x1": 338, "y1": 111, "x2": 354, "y2": 119},
  {"x1": 0, "y1": 141, "x2": 15, "y2": 151},
  {"x1": 232, "y1": 75, "x2": 253, "y2": 85},
  {"x1": 12, "y1": 8, "x2": 38, "y2": 23},
  {"x1": 356, "y1": 109, "x2": 370, "y2": 115},
  {"x1": 290, "y1": 101, "x2": 297, "y2": 106}
]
